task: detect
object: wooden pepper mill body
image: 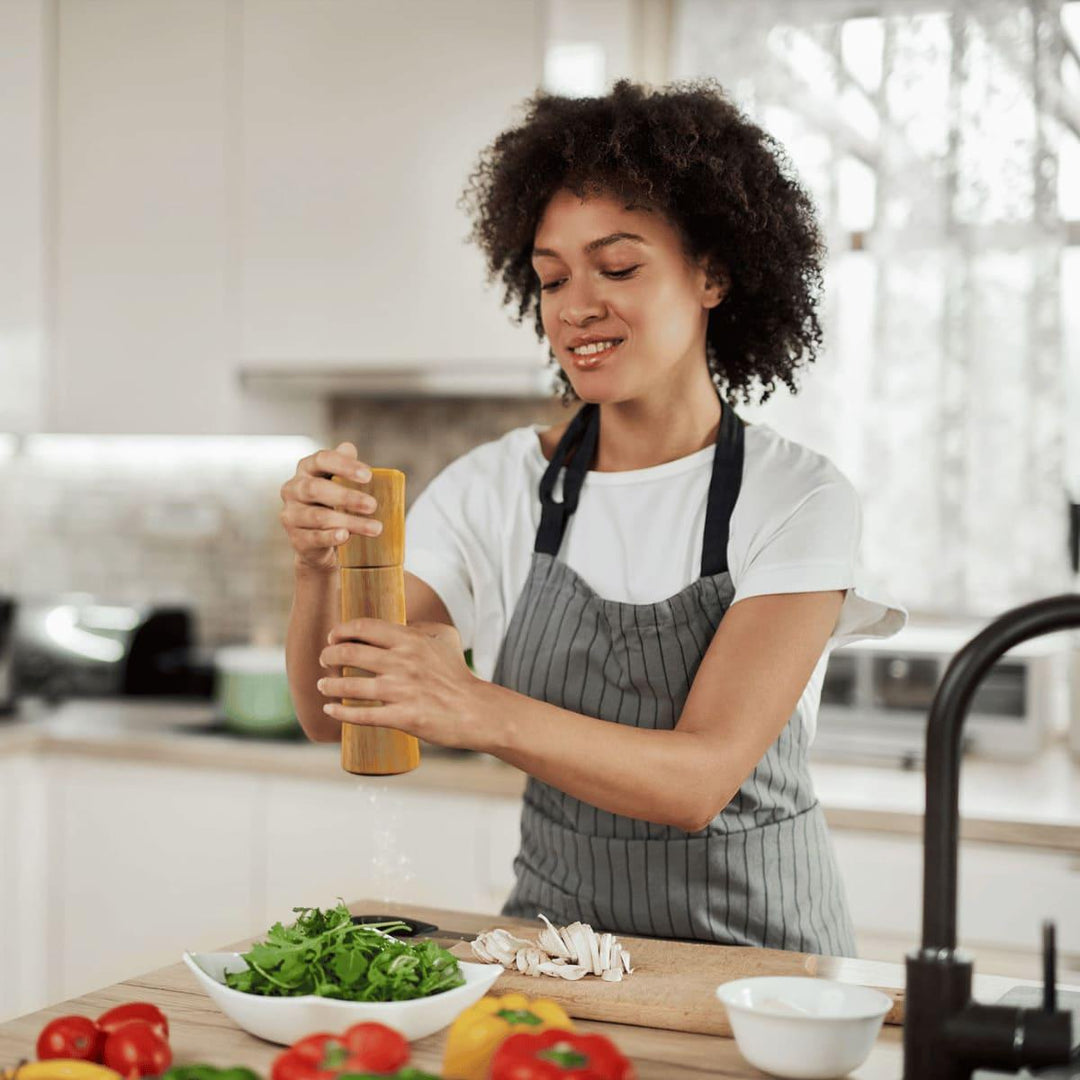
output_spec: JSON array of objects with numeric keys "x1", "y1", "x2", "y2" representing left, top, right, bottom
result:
[{"x1": 333, "y1": 467, "x2": 420, "y2": 775}]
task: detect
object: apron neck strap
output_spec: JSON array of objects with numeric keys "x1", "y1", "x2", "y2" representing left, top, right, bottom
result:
[
  {"x1": 536, "y1": 402, "x2": 599, "y2": 556},
  {"x1": 534, "y1": 395, "x2": 745, "y2": 574},
  {"x1": 700, "y1": 396, "x2": 745, "y2": 577}
]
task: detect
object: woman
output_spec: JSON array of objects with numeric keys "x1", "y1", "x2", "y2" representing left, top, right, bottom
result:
[{"x1": 279, "y1": 78, "x2": 907, "y2": 956}]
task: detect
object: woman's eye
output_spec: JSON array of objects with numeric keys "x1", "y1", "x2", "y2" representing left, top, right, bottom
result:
[{"x1": 540, "y1": 266, "x2": 641, "y2": 292}]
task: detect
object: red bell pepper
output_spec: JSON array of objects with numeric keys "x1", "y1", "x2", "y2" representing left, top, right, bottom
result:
[{"x1": 488, "y1": 1029, "x2": 636, "y2": 1080}]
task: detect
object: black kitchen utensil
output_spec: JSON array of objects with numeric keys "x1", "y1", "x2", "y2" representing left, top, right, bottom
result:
[{"x1": 350, "y1": 914, "x2": 440, "y2": 936}]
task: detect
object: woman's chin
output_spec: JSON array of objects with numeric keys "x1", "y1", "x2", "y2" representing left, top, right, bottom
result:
[{"x1": 561, "y1": 368, "x2": 621, "y2": 403}]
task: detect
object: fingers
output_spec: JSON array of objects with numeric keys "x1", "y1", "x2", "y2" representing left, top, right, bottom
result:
[
  {"x1": 291, "y1": 526, "x2": 350, "y2": 553},
  {"x1": 317, "y1": 674, "x2": 387, "y2": 700},
  {"x1": 301, "y1": 443, "x2": 373, "y2": 482},
  {"x1": 323, "y1": 701, "x2": 409, "y2": 731},
  {"x1": 282, "y1": 443, "x2": 381, "y2": 568},
  {"x1": 279, "y1": 488, "x2": 383, "y2": 541},
  {"x1": 320, "y1": 643, "x2": 400, "y2": 676},
  {"x1": 326, "y1": 618, "x2": 412, "y2": 649}
]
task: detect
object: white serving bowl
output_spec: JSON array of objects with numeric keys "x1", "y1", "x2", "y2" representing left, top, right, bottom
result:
[
  {"x1": 715, "y1": 976, "x2": 893, "y2": 1079},
  {"x1": 183, "y1": 950, "x2": 503, "y2": 1045}
]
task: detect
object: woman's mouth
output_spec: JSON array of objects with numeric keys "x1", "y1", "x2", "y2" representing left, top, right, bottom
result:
[{"x1": 570, "y1": 339, "x2": 623, "y2": 369}]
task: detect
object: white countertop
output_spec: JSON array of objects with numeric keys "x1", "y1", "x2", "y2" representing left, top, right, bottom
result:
[{"x1": 2, "y1": 696, "x2": 1079, "y2": 850}]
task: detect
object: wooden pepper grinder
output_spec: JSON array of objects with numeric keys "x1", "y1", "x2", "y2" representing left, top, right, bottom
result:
[{"x1": 332, "y1": 466, "x2": 420, "y2": 776}]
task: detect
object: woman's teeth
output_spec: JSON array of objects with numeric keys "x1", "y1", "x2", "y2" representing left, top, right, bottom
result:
[{"x1": 571, "y1": 340, "x2": 622, "y2": 366}]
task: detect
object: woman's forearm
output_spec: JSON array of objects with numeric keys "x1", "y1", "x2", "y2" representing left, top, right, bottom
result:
[
  {"x1": 475, "y1": 681, "x2": 718, "y2": 832},
  {"x1": 287, "y1": 560, "x2": 343, "y2": 743}
]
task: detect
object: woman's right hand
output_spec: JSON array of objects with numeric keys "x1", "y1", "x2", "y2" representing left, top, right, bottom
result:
[{"x1": 280, "y1": 442, "x2": 384, "y2": 572}]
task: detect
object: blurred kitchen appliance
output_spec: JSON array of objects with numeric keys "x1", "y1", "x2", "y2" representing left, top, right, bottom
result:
[
  {"x1": 0, "y1": 595, "x2": 16, "y2": 715},
  {"x1": 213, "y1": 644, "x2": 298, "y2": 737},
  {"x1": 815, "y1": 622, "x2": 1070, "y2": 763},
  {"x1": 10, "y1": 593, "x2": 214, "y2": 703}
]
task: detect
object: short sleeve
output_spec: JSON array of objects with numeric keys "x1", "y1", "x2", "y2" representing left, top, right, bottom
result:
[
  {"x1": 731, "y1": 469, "x2": 907, "y2": 648},
  {"x1": 403, "y1": 462, "x2": 479, "y2": 649}
]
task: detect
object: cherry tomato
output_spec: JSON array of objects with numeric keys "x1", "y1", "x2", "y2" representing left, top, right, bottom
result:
[
  {"x1": 341, "y1": 1022, "x2": 409, "y2": 1073},
  {"x1": 36, "y1": 1015, "x2": 105, "y2": 1062},
  {"x1": 102, "y1": 1019, "x2": 173, "y2": 1080},
  {"x1": 97, "y1": 1002, "x2": 170, "y2": 1041}
]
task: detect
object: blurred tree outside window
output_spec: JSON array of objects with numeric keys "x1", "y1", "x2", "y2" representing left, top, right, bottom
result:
[{"x1": 674, "y1": 0, "x2": 1080, "y2": 616}]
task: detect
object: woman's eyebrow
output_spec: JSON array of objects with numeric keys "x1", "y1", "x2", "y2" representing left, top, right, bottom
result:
[{"x1": 531, "y1": 232, "x2": 649, "y2": 260}]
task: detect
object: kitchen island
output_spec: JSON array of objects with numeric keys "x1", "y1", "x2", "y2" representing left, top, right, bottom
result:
[
  {"x1": 0, "y1": 899, "x2": 930, "y2": 1079},
  {"x1": 2, "y1": 697, "x2": 1080, "y2": 1029},
  {"x1": 3, "y1": 698, "x2": 1079, "y2": 853}
]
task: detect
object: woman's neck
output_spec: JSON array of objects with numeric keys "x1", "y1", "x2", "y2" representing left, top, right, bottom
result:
[{"x1": 591, "y1": 386, "x2": 724, "y2": 472}]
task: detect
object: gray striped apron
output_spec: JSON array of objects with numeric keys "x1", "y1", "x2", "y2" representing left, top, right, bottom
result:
[{"x1": 491, "y1": 396, "x2": 857, "y2": 956}]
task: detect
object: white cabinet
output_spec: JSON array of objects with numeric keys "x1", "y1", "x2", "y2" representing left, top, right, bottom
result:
[
  {"x1": 484, "y1": 796, "x2": 524, "y2": 913},
  {"x1": 238, "y1": 0, "x2": 546, "y2": 374},
  {"x1": 48, "y1": 755, "x2": 261, "y2": 1001},
  {"x1": 0, "y1": 2, "x2": 51, "y2": 435},
  {"x1": 48, "y1": 0, "x2": 322, "y2": 435},
  {"x1": 4, "y1": 746, "x2": 1076, "y2": 1025},
  {"x1": 48, "y1": 0, "x2": 546, "y2": 432},
  {"x1": 0, "y1": 754, "x2": 51, "y2": 1022},
  {"x1": 830, "y1": 827, "x2": 1080, "y2": 960},
  {"x1": 262, "y1": 776, "x2": 499, "y2": 924}
]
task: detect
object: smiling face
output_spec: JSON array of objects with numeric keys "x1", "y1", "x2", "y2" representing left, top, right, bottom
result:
[{"x1": 531, "y1": 188, "x2": 728, "y2": 404}]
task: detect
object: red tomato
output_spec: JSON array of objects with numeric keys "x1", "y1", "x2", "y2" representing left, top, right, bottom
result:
[
  {"x1": 341, "y1": 1022, "x2": 409, "y2": 1072},
  {"x1": 102, "y1": 1020, "x2": 173, "y2": 1080},
  {"x1": 97, "y1": 1003, "x2": 170, "y2": 1041},
  {"x1": 270, "y1": 1035, "x2": 346, "y2": 1080},
  {"x1": 36, "y1": 1015, "x2": 105, "y2": 1062}
]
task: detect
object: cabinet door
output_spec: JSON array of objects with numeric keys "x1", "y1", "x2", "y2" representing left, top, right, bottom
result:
[
  {"x1": 263, "y1": 777, "x2": 492, "y2": 924},
  {"x1": 483, "y1": 796, "x2": 523, "y2": 914},
  {"x1": 0, "y1": 1, "x2": 50, "y2": 435},
  {"x1": 240, "y1": 0, "x2": 545, "y2": 369},
  {"x1": 0, "y1": 754, "x2": 52, "y2": 1022},
  {"x1": 830, "y1": 827, "x2": 1080, "y2": 959},
  {"x1": 957, "y1": 842, "x2": 1080, "y2": 954},
  {"x1": 51, "y1": 756, "x2": 260, "y2": 999},
  {"x1": 53, "y1": 0, "x2": 322, "y2": 435}
]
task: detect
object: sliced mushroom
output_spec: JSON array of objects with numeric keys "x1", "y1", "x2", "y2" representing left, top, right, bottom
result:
[
  {"x1": 598, "y1": 932, "x2": 612, "y2": 970},
  {"x1": 558, "y1": 923, "x2": 578, "y2": 959},
  {"x1": 538, "y1": 960, "x2": 590, "y2": 980},
  {"x1": 467, "y1": 914, "x2": 633, "y2": 981},
  {"x1": 469, "y1": 937, "x2": 496, "y2": 964},
  {"x1": 538, "y1": 913, "x2": 572, "y2": 959}
]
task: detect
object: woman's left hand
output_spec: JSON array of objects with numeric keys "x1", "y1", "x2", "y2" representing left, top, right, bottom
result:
[{"x1": 317, "y1": 618, "x2": 487, "y2": 750}]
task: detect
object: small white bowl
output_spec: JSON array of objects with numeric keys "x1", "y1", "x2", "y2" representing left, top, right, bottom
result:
[
  {"x1": 715, "y1": 976, "x2": 892, "y2": 1079},
  {"x1": 183, "y1": 950, "x2": 503, "y2": 1045}
]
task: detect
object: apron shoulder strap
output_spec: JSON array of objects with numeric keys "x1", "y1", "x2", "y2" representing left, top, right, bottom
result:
[
  {"x1": 700, "y1": 399, "x2": 746, "y2": 577},
  {"x1": 535, "y1": 403, "x2": 598, "y2": 556}
]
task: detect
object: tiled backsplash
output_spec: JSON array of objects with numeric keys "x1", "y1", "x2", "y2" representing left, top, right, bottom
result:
[
  {"x1": 0, "y1": 397, "x2": 568, "y2": 647},
  {"x1": 328, "y1": 396, "x2": 568, "y2": 506}
]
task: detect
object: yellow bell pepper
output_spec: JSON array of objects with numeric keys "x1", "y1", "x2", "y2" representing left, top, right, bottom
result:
[
  {"x1": 441, "y1": 993, "x2": 575, "y2": 1080},
  {"x1": 2, "y1": 1062, "x2": 123, "y2": 1080}
]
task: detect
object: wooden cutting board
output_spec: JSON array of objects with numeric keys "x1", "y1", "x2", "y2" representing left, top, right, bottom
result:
[{"x1": 446, "y1": 924, "x2": 905, "y2": 1038}]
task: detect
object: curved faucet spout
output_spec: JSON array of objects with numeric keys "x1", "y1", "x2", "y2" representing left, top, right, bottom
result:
[{"x1": 922, "y1": 592, "x2": 1080, "y2": 951}]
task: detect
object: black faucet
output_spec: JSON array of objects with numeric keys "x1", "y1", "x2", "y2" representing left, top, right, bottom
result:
[{"x1": 904, "y1": 593, "x2": 1079, "y2": 1078}]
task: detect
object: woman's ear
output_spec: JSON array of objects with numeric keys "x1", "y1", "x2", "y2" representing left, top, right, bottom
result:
[{"x1": 700, "y1": 256, "x2": 731, "y2": 308}]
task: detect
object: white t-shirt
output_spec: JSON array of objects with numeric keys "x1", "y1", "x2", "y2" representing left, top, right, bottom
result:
[{"x1": 404, "y1": 421, "x2": 908, "y2": 742}]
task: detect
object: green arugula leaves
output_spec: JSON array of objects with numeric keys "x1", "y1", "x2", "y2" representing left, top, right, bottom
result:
[{"x1": 223, "y1": 900, "x2": 465, "y2": 1002}]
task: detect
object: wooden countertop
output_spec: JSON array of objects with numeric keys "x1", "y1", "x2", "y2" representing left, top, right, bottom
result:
[
  {"x1": 3, "y1": 698, "x2": 1080, "y2": 852},
  {"x1": 9, "y1": 897, "x2": 1054, "y2": 1080}
]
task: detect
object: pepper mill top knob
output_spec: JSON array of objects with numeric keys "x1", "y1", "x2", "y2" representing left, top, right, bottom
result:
[{"x1": 332, "y1": 467, "x2": 405, "y2": 568}]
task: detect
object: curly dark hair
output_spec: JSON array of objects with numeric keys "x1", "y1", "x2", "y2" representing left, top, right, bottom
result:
[{"x1": 457, "y1": 77, "x2": 827, "y2": 407}]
